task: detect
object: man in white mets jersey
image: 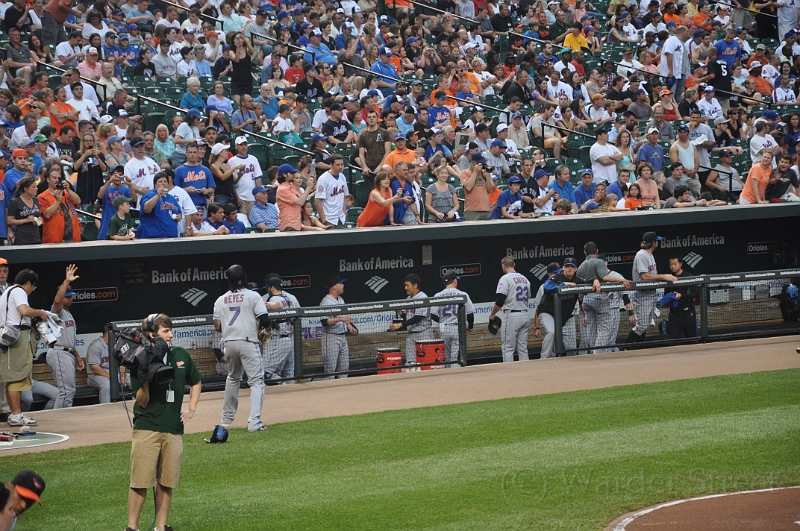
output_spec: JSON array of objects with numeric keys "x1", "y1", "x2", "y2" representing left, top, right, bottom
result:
[
  {"x1": 213, "y1": 265, "x2": 270, "y2": 432},
  {"x1": 431, "y1": 270, "x2": 475, "y2": 367},
  {"x1": 489, "y1": 256, "x2": 532, "y2": 363}
]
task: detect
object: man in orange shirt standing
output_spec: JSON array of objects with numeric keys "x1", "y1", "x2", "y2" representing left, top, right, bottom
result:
[
  {"x1": 38, "y1": 165, "x2": 81, "y2": 243},
  {"x1": 459, "y1": 152, "x2": 496, "y2": 221},
  {"x1": 692, "y1": 2, "x2": 713, "y2": 30},
  {"x1": 384, "y1": 133, "x2": 417, "y2": 175}
]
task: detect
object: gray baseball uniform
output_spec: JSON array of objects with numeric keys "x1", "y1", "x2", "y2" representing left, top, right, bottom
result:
[
  {"x1": 405, "y1": 291, "x2": 434, "y2": 367},
  {"x1": 600, "y1": 270, "x2": 628, "y2": 351},
  {"x1": 577, "y1": 255, "x2": 615, "y2": 354},
  {"x1": 262, "y1": 291, "x2": 299, "y2": 382},
  {"x1": 320, "y1": 294, "x2": 350, "y2": 379},
  {"x1": 214, "y1": 288, "x2": 269, "y2": 431},
  {"x1": 20, "y1": 380, "x2": 57, "y2": 411},
  {"x1": 632, "y1": 249, "x2": 658, "y2": 336},
  {"x1": 46, "y1": 304, "x2": 79, "y2": 408},
  {"x1": 86, "y1": 336, "x2": 111, "y2": 403},
  {"x1": 431, "y1": 287, "x2": 475, "y2": 366},
  {"x1": 496, "y1": 272, "x2": 531, "y2": 362}
]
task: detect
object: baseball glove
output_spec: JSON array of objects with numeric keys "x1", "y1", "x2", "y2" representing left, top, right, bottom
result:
[{"x1": 346, "y1": 324, "x2": 359, "y2": 336}]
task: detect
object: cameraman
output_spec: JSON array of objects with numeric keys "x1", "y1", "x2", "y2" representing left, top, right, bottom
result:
[
  {"x1": 127, "y1": 313, "x2": 201, "y2": 531},
  {"x1": 46, "y1": 264, "x2": 85, "y2": 408},
  {"x1": 38, "y1": 165, "x2": 82, "y2": 244}
]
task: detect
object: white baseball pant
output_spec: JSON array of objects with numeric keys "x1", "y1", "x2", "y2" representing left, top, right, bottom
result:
[
  {"x1": 221, "y1": 340, "x2": 265, "y2": 432},
  {"x1": 501, "y1": 311, "x2": 530, "y2": 363}
]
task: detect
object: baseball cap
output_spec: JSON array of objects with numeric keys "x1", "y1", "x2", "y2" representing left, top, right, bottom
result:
[
  {"x1": 113, "y1": 196, "x2": 132, "y2": 208},
  {"x1": 693, "y1": 29, "x2": 703, "y2": 38},
  {"x1": 442, "y1": 270, "x2": 459, "y2": 283},
  {"x1": 507, "y1": 175, "x2": 522, "y2": 184},
  {"x1": 704, "y1": 86, "x2": 715, "y2": 92},
  {"x1": 563, "y1": 257, "x2": 578, "y2": 268},
  {"x1": 756, "y1": 43, "x2": 766, "y2": 50},
  {"x1": 34, "y1": 134, "x2": 47, "y2": 143},
  {"x1": 128, "y1": 23, "x2": 139, "y2": 30},
  {"x1": 11, "y1": 148, "x2": 27, "y2": 158},
  {"x1": 714, "y1": 117, "x2": 729, "y2": 126},
  {"x1": 491, "y1": 139, "x2": 506, "y2": 148},
  {"x1": 196, "y1": 138, "x2": 206, "y2": 147},
  {"x1": 785, "y1": 30, "x2": 796, "y2": 38},
  {"x1": 510, "y1": 111, "x2": 522, "y2": 120},
  {"x1": 235, "y1": 136, "x2": 248, "y2": 145},
  {"x1": 623, "y1": 47, "x2": 633, "y2": 54},
  {"x1": 277, "y1": 163, "x2": 298, "y2": 174},
  {"x1": 327, "y1": 275, "x2": 346, "y2": 288},
  {"x1": 266, "y1": 276, "x2": 282, "y2": 289},
  {"x1": 0, "y1": 151, "x2": 10, "y2": 159},
  {"x1": 252, "y1": 185, "x2": 269, "y2": 195},
  {"x1": 678, "y1": 123, "x2": 690, "y2": 131},
  {"x1": 430, "y1": 128, "x2": 442, "y2": 135},
  {"x1": 211, "y1": 143, "x2": 228, "y2": 156},
  {"x1": 330, "y1": 103, "x2": 343, "y2": 111},
  {"x1": 496, "y1": 123, "x2": 509, "y2": 132},
  {"x1": 763, "y1": 109, "x2": 779, "y2": 120},
  {"x1": 749, "y1": 60, "x2": 763, "y2": 68},
  {"x1": 411, "y1": 79, "x2": 423, "y2": 86},
  {"x1": 108, "y1": 164, "x2": 123, "y2": 175},
  {"x1": 471, "y1": 153, "x2": 487, "y2": 163},
  {"x1": 186, "y1": 109, "x2": 202, "y2": 119},
  {"x1": 312, "y1": 133, "x2": 327, "y2": 142},
  {"x1": 596, "y1": 126, "x2": 610, "y2": 136},
  {"x1": 277, "y1": 11, "x2": 289, "y2": 19},
  {"x1": 87, "y1": 46, "x2": 99, "y2": 55},
  {"x1": 407, "y1": 36, "x2": 419, "y2": 44},
  {"x1": 546, "y1": 262, "x2": 561, "y2": 274},
  {"x1": 106, "y1": 31, "x2": 118, "y2": 38},
  {"x1": 661, "y1": 89, "x2": 673, "y2": 95},
  {"x1": 380, "y1": 47, "x2": 393, "y2": 55},
  {"x1": 584, "y1": 201, "x2": 600, "y2": 211},
  {"x1": 647, "y1": 126, "x2": 660, "y2": 135},
  {"x1": 665, "y1": 21, "x2": 677, "y2": 27},
  {"x1": 642, "y1": 231, "x2": 662, "y2": 243},
  {"x1": 256, "y1": 7, "x2": 269, "y2": 16},
  {"x1": 393, "y1": 133, "x2": 406, "y2": 141},
  {"x1": 535, "y1": 169, "x2": 551, "y2": 180},
  {"x1": 719, "y1": 148, "x2": 733, "y2": 157},
  {"x1": 119, "y1": 33, "x2": 129, "y2": 41},
  {"x1": 11, "y1": 471, "x2": 45, "y2": 506},
  {"x1": 591, "y1": 93, "x2": 605, "y2": 102},
  {"x1": 584, "y1": 25, "x2": 594, "y2": 33},
  {"x1": 130, "y1": 136, "x2": 145, "y2": 147},
  {"x1": 107, "y1": 135, "x2": 123, "y2": 145},
  {"x1": 63, "y1": 285, "x2": 77, "y2": 297},
  {"x1": 581, "y1": 168, "x2": 593, "y2": 177},
  {"x1": 634, "y1": 88, "x2": 647, "y2": 96}
]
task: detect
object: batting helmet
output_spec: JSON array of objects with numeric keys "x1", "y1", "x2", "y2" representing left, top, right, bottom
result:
[
  {"x1": 227, "y1": 264, "x2": 248, "y2": 289},
  {"x1": 204, "y1": 425, "x2": 229, "y2": 444},
  {"x1": 487, "y1": 316, "x2": 502, "y2": 335}
]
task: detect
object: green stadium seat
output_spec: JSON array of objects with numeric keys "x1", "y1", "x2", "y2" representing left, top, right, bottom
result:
[
  {"x1": 346, "y1": 207, "x2": 363, "y2": 224},
  {"x1": 144, "y1": 112, "x2": 166, "y2": 134},
  {"x1": 353, "y1": 179, "x2": 368, "y2": 208}
]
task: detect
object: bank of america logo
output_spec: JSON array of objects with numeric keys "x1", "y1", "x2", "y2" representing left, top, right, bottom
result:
[
  {"x1": 181, "y1": 288, "x2": 208, "y2": 306},
  {"x1": 365, "y1": 276, "x2": 389, "y2": 293},
  {"x1": 530, "y1": 264, "x2": 548, "y2": 280},
  {"x1": 683, "y1": 252, "x2": 703, "y2": 269}
]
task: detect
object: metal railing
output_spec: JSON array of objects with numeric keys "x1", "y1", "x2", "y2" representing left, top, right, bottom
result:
[
  {"x1": 551, "y1": 267, "x2": 800, "y2": 356},
  {"x1": 106, "y1": 295, "x2": 468, "y2": 400}
]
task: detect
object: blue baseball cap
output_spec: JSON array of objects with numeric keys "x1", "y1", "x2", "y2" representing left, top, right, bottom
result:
[
  {"x1": 277, "y1": 11, "x2": 289, "y2": 19},
  {"x1": 253, "y1": 185, "x2": 269, "y2": 195},
  {"x1": 491, "y1": 139, "x2": 506, "y2": 148},
  {"x1": 471, "y1": 153, "x2": 487, "y2": 163},
  {"x1": 584, "y1": 201, "x2": 600, "y2": 211},
  {"x1": 763, "y1": 109, "x2": 779, "y2": 120},
  {"x1": 0, "y1": 150, "x2": 11, "y2": 159},
  {"x1": 107, "y1": 135, "x2": 123, "y2": 144},
  {"x1": 665, "y1": 21, "x2": 677, "y2": 27},
  {"x1": 367, "y1": 89, "x2": 380, "y2": 97},
  {"x1": 187, "y1": 109, "x2": 202, "y2": 119},
  {"x1": 128, "y1": 23, "x2": 138, "y2": 30},
  {"x1": 312, "y1": 133, "x2": 327, "y2": 142},
  {"x1": 277, "y1": 163, "x2": 298, "y2": 174},
  {"x1": 563, "y1": 257, "x2": 578, "y2": 267},
  {"x1": 64, "y1": 285, "x2": 76, "y2": 297},
  {"x1": 393, "y1": 133, "x2": 406, "y2": 141},
  {"x1": 535, "y1": 169, "x2": 551, "y2": 180},
  {"x1": 581, "y1": 168, "x2": 593, "y2": 176},
  {"x1": 507, "y1": 175, "x2": 522, "y2": 184}
]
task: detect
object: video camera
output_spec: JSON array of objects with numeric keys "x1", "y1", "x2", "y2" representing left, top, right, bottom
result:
[{"x1": 113, "y1": 328, "x2": 174, "y2": 386}]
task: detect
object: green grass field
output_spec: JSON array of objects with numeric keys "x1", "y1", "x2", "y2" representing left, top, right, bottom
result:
[{"x1": 3, "y1": 369, "x2": 799, "y2": 531}]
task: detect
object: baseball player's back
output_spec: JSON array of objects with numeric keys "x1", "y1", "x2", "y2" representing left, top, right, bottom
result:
[
  {"x1": 498, "y1": 272, "x2": 531, "y2": 311},
  {"x1": 632, "y1": 250, "x2": 656, "y2": 282},
  {"x1": 214, "y1": 289, "x2": 268, "y2": 342},
  {"x1": 432, "y1": 287, "x2": 476, "y2": 329}
]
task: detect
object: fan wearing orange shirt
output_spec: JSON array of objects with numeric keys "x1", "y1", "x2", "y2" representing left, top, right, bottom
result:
[{"x1": 692, "y1": 3, "x2": 713, "y2": 30}]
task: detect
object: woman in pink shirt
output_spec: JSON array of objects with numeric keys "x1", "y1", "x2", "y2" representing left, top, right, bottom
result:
[
  {"x1": 277, "y1": 167, "x2": 316, "y2": 231},
  {"x1": 635, "y1": 162, "x2": 661, "y2": 208}
]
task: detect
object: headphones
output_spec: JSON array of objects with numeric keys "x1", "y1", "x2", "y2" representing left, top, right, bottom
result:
[{"x1": 146, "y1": 313, "x2": 159, "y2": 333}]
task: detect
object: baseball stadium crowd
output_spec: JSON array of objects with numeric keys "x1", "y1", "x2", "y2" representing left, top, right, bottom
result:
[{"x1": 0, "y1": 0, "x2": 793, "y2": 241}]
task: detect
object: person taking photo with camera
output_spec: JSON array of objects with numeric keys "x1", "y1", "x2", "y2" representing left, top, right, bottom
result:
[
  {"x1": 127, "y1": 313, "x2": 201, "y2": 531},
  {"x1": 458, "y1": 152, "x2": 496, "y2": 221},
  {"x1": 38, "y1": 165, "x2": 81, "y2": 243}
]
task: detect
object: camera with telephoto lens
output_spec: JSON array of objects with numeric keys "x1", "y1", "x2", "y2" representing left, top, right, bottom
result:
[
  {"x1": 113, "y1": 328, "x2": 174, "y2": 386},
  {"x1": 481, "y1": 163, "x2": 492, "y2": 172}
]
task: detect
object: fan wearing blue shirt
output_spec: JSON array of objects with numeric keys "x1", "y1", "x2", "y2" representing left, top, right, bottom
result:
[
  {"x1": 221, "y1": 202, "x2": 246, "y2": 233},
  {"x1": 137, "y1": 173, "x2": 182, "y2": 238},
  {"x1": 574, "y1": 169, "x2": 596, "y2": 206},
  {"x1": 490, "y1": 175, "x2": 524, "y2": 219},
  {"x1": 370, "y1": 46, "x2": 399, "y2": 97},
  {"x1": 713, "y1": 29, "x2": 741, "y2": 69},
  {"x1": 428, "y1": 91, "x2": 452, "y2": 127},
  {"x1": 547, "y1": 165, "x2": 577, "y2": 211},
  {"x1": 173, "y1": 143, "x2": 215, "y2": 210},
  {"x1": 303, "y1": 28, "x2": 337, "y2": 66},
  {"x1": 425, "y1": 128, "x2": 452, "y2": 161}
]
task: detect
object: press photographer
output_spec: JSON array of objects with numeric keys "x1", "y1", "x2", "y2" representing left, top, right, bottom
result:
[
  {"x1": 0, "y1": 270, "x2": 49, "y2": 427},
  {"x1": 123, "y1": 313, "x2": 201, "y2": 531}
]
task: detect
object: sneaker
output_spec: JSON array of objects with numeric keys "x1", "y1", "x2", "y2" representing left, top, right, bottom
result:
[
  {"x1": 7, "y1": 414, "x2": 37, "y2": 426},
  {"x1": 249, "y1": 425, "x2": 267, "y2": 432},
  {"x1": 125, "y1": 528, "x2": 139, "y2": 531}
]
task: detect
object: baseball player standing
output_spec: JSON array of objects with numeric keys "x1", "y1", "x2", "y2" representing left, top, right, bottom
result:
[
  {"x1": 536, "y1": 258, "x2": 601, "y2": 358},
  {"x1": 261, "y1": 274, "x2": 300, "y2": 383},
  {"x1": 389, "y1": 274, "x2": 434, "y2": 370},
  {"x1": 431, "y1": 271, "x2": 475, "y2": 367},
  {"x1": 320, "y1": 276, "x2": 357, "y2": 379},
  {"x1": 596, "y1": 254, "x2": 635, "y2": 352},
  {"x1": 576, "y1": 242, "x2": 631, "y2": 353},
  {"x1": 46, "y1": 264, "x2": 85, "y2": 408},
  {"x1": 214, "y1": 265, "x2": 270, "y2": 432},
  {"x1": 489, "y1": 256, "x2": 532, "y2": 363},
  {"x1": 628, "y1": 232, "x2": 677, "y2": 344}
]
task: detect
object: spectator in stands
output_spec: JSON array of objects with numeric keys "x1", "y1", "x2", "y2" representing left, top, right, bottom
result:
[
  {"x1": 174, "y1": 142, "x2": 215, "y2": 214},
  {"x1": 55, "y1": 31, "x2": 84, "y2": 68},
  {"x1": 97, "y1": 165, "x2": 135, "y2": 240},
  {"x1": 664, "y1": 184, "x2": 710, "y2": 208},
  {"x1": 7, "y1": 176, "x2": 41, "y2": 245},
  {"x1": 39, "y1": 164, "x2": 81, "y2": 243},
  {"x1": 179, "y1": 77, "x2": 205, "y2": 113},
  {"x1": 636, "y1": 161, "x2": 662, "y2": 208},
  {"x1": 153, "y1": 38, "x2": 177, "y2": 79},
  {"x1": 66, "y1": 82, "x2": 100, "y2": 122},
  {"x1": 638, "y1": 126, "x2": 666, "y2": 175},
  {"x1": 77, "y1": 45, "x2": 102, "y2": 81},
  {"x1": 221, "y1": 203, "x2": 245, "y2": 234},
  {"x1": 459, "y1": 153, "x2": 495, "y2": 221},
  {"x1": 5, "y1": 27, "x2": 35, "y2": 90},
  {"x1": 137, "y1": 172, "x2": 182, "y2": 238},
  {"x1": 250, "y1": 184, "x2": 280, "y2": 231},
  {"x1": 669, "y1": 124, "x2": 701, "y2": 197},
  {"x1": 9, "y1": 115, "x2": 38, "y2": 151},
  {"x1": 230, "y1": 137, "x2": 263, "y2": 217},
  {"x1": 276, "y1": 166, "x2": 316, "y2": 231},
  {"x1": 663, "y1": 162, "x2": 693, "y2": 196},
  {"x1": 739, "y1": 150, "x2": 775, "y2": 204},
  {"x1": 172, "y1": 109, "x2": 202, "y2": 167},
  {"x1": 3, "y1": 149, "x2": 30, "y2": 194}
]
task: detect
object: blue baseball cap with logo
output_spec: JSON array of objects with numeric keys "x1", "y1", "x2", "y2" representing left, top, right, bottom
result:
[{"x1": 277, "y1": 163, "x2": 297, "y2": 174}]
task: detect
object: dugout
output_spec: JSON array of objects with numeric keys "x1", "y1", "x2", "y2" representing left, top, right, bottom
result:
[{"x1": 1, "y1": 204, "x2": 799, "y2": 337}]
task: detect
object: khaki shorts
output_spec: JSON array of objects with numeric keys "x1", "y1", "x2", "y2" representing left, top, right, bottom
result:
[
  {"x1": 5, "y1": 338, "x2": 32, "y2": 392},
  {"x1": 6, "y1": 374, "x2": 31, "y2": 392},
  {"x1": 130, "y1": 429, "x2": 183, "y2": 489}
]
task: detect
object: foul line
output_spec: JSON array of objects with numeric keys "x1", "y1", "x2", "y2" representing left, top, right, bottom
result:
[{"x1": 612, "y1": 485, "x2": 800, "y2": 530}]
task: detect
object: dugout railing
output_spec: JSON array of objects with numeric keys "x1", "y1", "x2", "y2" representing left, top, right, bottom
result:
[
  {"x1": 107, "y1": 295, "x2": 468, "y2": 401},
  {"x1": 552, "y1": 268, "x2": 800, "y2": 356}
]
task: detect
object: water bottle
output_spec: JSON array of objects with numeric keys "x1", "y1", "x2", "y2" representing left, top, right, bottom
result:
[{"x1": 310, "y1": 161, "x2": 316, "y2": 174}]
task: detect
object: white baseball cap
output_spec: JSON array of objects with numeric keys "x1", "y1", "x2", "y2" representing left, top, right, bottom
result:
[
  {"x1": 235, "y1": 136, "x2": 248, "y2": 145},
  {"x1": 496, "y1": 123, "x2": 509, "y2": 132},
  {"x1": 211, "y1": 142, "x2": 228, "y2": 156}
]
